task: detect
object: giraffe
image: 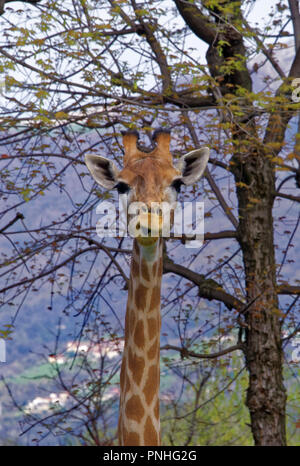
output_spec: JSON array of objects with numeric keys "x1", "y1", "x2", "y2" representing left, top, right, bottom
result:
[{"x1": 85, "y1": 129, "x2": 209, "y2": 446}]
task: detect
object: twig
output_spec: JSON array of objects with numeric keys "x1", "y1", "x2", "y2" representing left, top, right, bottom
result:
[{"x1": 0, "y1": 212, "x2": 24, "y2": 234}]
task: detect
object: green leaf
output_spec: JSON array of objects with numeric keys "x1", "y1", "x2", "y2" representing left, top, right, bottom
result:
[{"x1": 20, "y1": 188, "x2": 32, "y2": 202}]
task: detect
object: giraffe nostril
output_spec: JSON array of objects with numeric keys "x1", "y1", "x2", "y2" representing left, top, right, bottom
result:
[
  {"x1": 136, "y1": 222, "x2": 140, "y2": 230},
  {"x1": 151, "y1": 206, "x2": 162, "y2": 216}
]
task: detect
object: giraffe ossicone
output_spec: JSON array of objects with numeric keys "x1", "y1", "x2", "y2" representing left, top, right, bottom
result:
[{"x1": 85, "y1": 129, "x2": 209, "y2": 445}]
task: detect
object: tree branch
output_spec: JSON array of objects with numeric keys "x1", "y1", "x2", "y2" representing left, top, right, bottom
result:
[
  {"x1": 275, "y1": 191, "x2": 300, "y2": 203},
  {"x1": 0, "y1": 247, "x2": 97, "y2": 295},
  {"x1": 169, "y1": 230, "x2": 237, "y2": 241},
  {"x1": 173, "y1": 0, "x2": 216, "y2": 45},
  {"x1": 185, "y1": 117, "x2": 239, "y2": 229},
  {"x1": 161, "y1": 343, "x2": 244, "y2": 359},
  {"x1": 243, "y1": 19, "x2": 286, "y2": 78},
  {"x1": 163, "y1": 94, "x2": 215, "y2": 109},
  {"x1": 131, "y1": 0, "x2": 172, "y2": 95},
  {"x1": 0, "y1": 212, "x2": 24, "y2": 234},
  {"x1": 163, "y1": 256, "x2": 243, "y2": 311},
  {"x1": 277, "y1": 284, "x2": 300, "y2": 295}
]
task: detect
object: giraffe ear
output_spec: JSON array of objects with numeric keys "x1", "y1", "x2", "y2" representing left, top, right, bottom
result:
[
  {"x1": 85, "y1": 154, "x2": 119, "y2": 190},
  {"x1": 177, "y1": 147, "x2": 209, "y2": 185}
]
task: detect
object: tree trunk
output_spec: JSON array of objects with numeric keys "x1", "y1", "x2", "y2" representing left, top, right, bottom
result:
[
  {"x1": 205, "y1": 6, "x2": 287, "y2": 445},
  {"x1": 175, "y1": 0, "x2": 288, "y2": 445},
  {"x1": 232, "y1": 150, "x2": 287, "y2": 445}
]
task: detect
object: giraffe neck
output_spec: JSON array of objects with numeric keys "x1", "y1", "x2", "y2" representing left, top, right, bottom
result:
[{"x1": 118, "y1": 238, "x2": 163, "y2": 446}]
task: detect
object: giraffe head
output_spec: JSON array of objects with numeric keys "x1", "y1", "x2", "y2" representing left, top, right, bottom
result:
[{"x1": 85, "y1": 129, "x2": 209, "y2": 245}]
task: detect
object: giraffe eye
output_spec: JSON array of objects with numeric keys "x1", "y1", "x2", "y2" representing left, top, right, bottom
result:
[
  {"x1": 115, "y1": 182, "x2": 130, "y2": 194},
  {"x1": 171, "y1": 178, "x2": 183, "y2": 193}
]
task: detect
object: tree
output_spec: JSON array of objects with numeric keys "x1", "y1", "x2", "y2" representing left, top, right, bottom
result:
[{"x1": 0, "y1": 0, "x2": 299, "y2": 446}]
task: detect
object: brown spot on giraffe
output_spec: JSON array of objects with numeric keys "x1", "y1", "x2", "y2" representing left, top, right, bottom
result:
[
  {"x1": 131, "y1": 256, "x2": 139, "y2": 279},
  {"x1": 128, "y1": 280, "x2": 133, "y2": 303},
  {"x1": 157, "y1": 257, "x2": 163, "y2": 278},
  {"x1": 133, "y1": 238, "x2": 139, "y2": 256},
  {"x1": 147, "y1": 339, "x2": 158, "y2": 360},
  {"x1": 150, "y1": 285, "x2": 160, "y2": 309},
  {"x1": 134, "y1": 319, "x2": 145, "y2": 349},
  {"x1": 152, "y1": 261, "x2": 158, "y2": 277},
  {"x1": 135, "y1": 283, "x2": 148, "y2": 310},
  {"x1": 125, "y1": 395, "x2": 145, "y2": 422},
  {"x1": 147, "y1": 317, "x2": 158, "y2": 340},
  {"x1": 128, "y1": 306, "x2": 136, "y2": 333},
  {"x1": 123, "y1": 429, "x2": 140, "y2": 446},
  {"x1": 141, "y1": 258, "x2": 150, "y2": 282},
  {"x1": 144, "y1": 416, "x2": 159, "y2": 446},
  {"x1": 125, "y1": 372, "x2": 131, "y2": 394},
  {"x1": 144, "y1": 364, "x2": 159, "y2": 405},
  {"x1": 128, "y1": 346, "x2": 145, "y2": 386}
]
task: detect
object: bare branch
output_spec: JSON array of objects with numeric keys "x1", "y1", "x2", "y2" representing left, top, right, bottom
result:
[
  {"x1": 0, "y1": 212, "x2": 24, "y2": 234},
  {"x1": 243, "y1": 19, "x2": 286, "y2": 78},
  {"x1": 277, "y1": 284, "x2": 300, "y2": 295},
  {"x1": 169, "y1": 230, "x2": 237, "y2": 241},
  {"x1": 161, "y1": 343, "x2": 244, "y2": 359},
  {"x1": 282, "y1": 325, "x2": 300, "y2": 342},
  {"x1": 275, "y1": 191, "x2": 300, "y2": 203},
  {"x1": 185, "y1": 117, "x2": 239, "y2": 229},
  {"x1": 131, "y1": 0, "x2": 172, "y2": 95},
  {"x1": 0, "y1": 246, "x2": 97, "y2": 295},
  {"x1": 163, "y1": 256, "x2": 243, "y2": 311}
]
